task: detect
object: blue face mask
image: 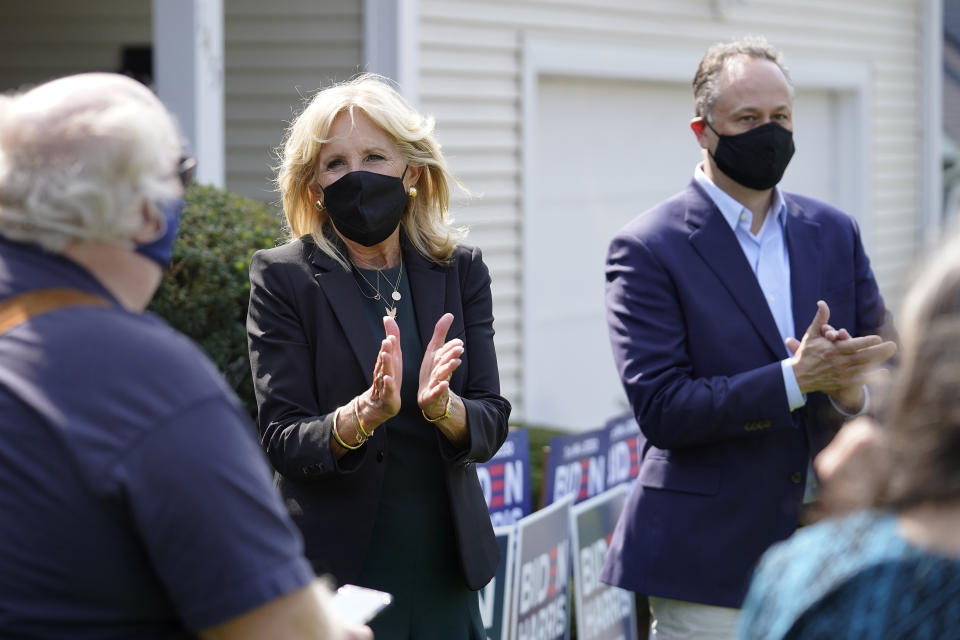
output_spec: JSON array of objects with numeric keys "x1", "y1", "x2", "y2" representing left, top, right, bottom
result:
[{"x1": 135, "y1": 197, "x2": 185, "y2": 268}]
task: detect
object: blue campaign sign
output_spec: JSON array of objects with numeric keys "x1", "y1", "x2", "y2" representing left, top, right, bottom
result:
[
  {"x1": 570, "y1": 485, "x2": 638, "y2": 640},
  {"x1": 477, "y1": 428, "x2": 531, "y2": 526},
  {"x1": 479, "y1": 525, "x2": 516, "y2": 640},
  {"x1": 603, "y1": 412, "x2": 644, "y2": 489},
  {"x1": 543, "y1": 430, "x2": 609, "y2": 506},
  {"x1": 511, "y1": 495, "x2": 574, "y2": 640}
]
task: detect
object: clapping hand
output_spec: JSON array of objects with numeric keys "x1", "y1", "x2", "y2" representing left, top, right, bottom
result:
[
  {"x1": 363, "y1": 315, "x2": 403, "y2": 424},
  {"x1": 787, "y1": 301, "x2": 897, "y2": 410},
  {"x1": 417, "y1": 313, "x2": 464, "y2": 420}
]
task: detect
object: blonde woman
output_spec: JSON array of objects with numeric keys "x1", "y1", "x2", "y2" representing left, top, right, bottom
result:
[{"x1": 246, "y1": 74, "x2": 510, "y2": 639}]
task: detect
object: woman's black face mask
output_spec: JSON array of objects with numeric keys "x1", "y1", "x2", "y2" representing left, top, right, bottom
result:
[{"x1": 320, "y1": 166, "x2": 409, "y2": 247}]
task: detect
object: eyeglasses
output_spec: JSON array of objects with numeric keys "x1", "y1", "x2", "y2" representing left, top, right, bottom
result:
[{"x1": 178, "y1": 155, "x2": 197, "y2": 189}]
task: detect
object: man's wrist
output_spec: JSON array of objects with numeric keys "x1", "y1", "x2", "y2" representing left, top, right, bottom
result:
[
  {"x1": 781, "y1": 358, "x2": 807, "y2": 411},
  {"x1": 829, "y1": 385, "x2": 870, "y2": 417}
]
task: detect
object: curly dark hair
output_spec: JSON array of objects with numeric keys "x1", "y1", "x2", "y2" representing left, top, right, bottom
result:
[{"x1": 692, "y1": 35, "x2": 792, "y2": 123}]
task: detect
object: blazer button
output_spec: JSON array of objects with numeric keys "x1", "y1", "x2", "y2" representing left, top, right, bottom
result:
[
  {"x1": 376, "y1": 450, "x2": 384, "y2": 463},
  {"x1": 790, "y1": 472, "x2": 803, "y2": 484}
]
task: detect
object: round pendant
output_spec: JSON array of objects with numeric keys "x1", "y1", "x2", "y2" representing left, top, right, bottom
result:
[{"x1": 391, "y1": 290, "x2": 402, "y2": 302}]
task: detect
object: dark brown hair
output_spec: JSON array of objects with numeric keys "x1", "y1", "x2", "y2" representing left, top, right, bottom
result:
[{"x1": 692, "y1": 35, "x2": 792, "y2": 123}]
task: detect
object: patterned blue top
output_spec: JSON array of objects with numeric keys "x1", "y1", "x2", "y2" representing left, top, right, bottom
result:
[{"x1": 737, "y1": 510, "x2": 960, "y2": 639}]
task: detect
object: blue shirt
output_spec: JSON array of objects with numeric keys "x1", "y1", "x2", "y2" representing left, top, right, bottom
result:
[
  {"x1": 0, "y1": 237, "x2": 314, "y2": 637},
  {"x1": 738, "y1": 511, "x2": 960, "y2": 639},
  {"x1": 694, "y1": 166, "x2": 805, "y2": 411},
  {"x1": 693, "y1": 167, "x2": 870, "y2": 421}
]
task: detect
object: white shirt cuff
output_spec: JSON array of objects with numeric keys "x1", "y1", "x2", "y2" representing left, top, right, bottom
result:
[
  {"x1": 828, "y1": 385, "x2": 871, "y2": 417},
  {"x1": 781, "y1": 358, "x2": 806, "y2": 411}
]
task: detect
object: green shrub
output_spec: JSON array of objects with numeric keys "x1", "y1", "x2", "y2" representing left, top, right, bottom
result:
[
  {"x1": 147, "y1": 184, "x2": 285, "y2": 417},
  {"x1": 522, "y1": 424, "x2": 564, "y2": 509}
]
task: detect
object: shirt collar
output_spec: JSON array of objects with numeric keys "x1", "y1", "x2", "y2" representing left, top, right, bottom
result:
[{"x1": 694, "y1": 163, "x2": 787, "y2": 232}]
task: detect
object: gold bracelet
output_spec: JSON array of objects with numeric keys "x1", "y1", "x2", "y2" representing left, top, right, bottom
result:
[
  {"x1": 422, "y1": 393, "x2": 453, "y2": 423},
  {"x1": 354, "y1": 397, "x2": 371, "y2": 439},
  {"x1": 332, "y1": 407, "x2": 364, "y2": 450}
]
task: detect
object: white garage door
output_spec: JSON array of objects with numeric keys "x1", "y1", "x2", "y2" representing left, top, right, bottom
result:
[{"x1": 524, "y1": 74, "x2": 842, "y2": 431}]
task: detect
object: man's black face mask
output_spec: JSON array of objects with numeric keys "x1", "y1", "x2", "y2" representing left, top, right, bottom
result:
[{"x1": 707, "y1": 121, "x2": 795, "y2": 191}]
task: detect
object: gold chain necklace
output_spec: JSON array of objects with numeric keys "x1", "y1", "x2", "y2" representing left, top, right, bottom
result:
[{"x1": 350, "y1": 256, "x2": 403, "y2": 319}]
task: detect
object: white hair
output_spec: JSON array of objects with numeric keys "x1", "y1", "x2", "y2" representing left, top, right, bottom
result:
[{"x1": 0, "y1": 73, "x2": 182, "y2": 252}]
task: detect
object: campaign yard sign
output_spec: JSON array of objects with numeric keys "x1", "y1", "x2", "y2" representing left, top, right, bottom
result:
[
  {"x1": 602, "y1": 413, "x2": 644, "y2": 489},
  {"x1": 570, "y1": 485, "x2": 637, "y2": 640},
  {"x1": 511, "y1": 495, "x2": 574, "y2": 640},
  {"x1": 477, "y1": 428, "x2": 531, "y2": 526},
  {"x1": 543, "y1": 430, "x2": 608, "y2": 507},
  {"x1": 480, "y1": 525, "x2": 516, "y2": 640}
]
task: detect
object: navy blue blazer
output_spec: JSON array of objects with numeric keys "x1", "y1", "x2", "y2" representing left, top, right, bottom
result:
[
  {"x1": 246, "y1": 233, "x2": 510, "y2": 590},
  {"x1": 600, "y1": 180, "x2": 891, "y2": 608}
]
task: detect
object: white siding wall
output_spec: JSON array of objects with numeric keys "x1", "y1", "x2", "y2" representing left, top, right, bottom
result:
[
  {"x1": 0, "y1": 1, "x2": 363, "y2": 205},
  {"x1": 417, "y1": 0, "x2": 924, "y2": 422},
  {"x1": 0, "y1": 1, "x2": 930, "y2": 423},
  {"x1": 224, "y1": 0, "x2": 364, "y2": 202},
  {"x1": 0, "y1": 1, "x2": 151, "y2": 92}
]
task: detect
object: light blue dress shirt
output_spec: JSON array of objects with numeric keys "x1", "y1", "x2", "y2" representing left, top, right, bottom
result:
[
  {"x1": 694, "y1": 166, "x2": 871, "y2": 503},
  {"x1": 694, "y1": 165, "x2": 806, "y2": 410}
]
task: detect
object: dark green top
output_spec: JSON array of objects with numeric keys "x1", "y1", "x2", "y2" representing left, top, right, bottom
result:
[{"x1": 352, "y1": 263, "x2": 483, "y2": 640}]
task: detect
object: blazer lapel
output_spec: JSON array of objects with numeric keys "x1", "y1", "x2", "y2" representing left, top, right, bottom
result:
[
  {"x1": 685, "y1": 181, "x2": 787, "y2": 360},
  {"x1": 403, "y1": 236, "x2": 446, "y2": 349},
  {"x1": 784, "y1": 198, "x2": 822, "y2": 341},
  {"x1": 307, "y1": 240, "x2": 379, "y2": 386}
]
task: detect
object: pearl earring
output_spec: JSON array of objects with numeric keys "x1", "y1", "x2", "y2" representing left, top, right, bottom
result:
[{"x1": 408, "y1": 187, "x2": 417, "y2": 198}]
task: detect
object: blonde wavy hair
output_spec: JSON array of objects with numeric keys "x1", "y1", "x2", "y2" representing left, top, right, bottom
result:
[{"x1": 277, "y1": 74, "x2": 466, "y2": 268}]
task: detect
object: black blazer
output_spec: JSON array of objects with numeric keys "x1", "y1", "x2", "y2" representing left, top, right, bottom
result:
[{"x1": 246, "y1": 233, "x2": 510, "y2": 590}]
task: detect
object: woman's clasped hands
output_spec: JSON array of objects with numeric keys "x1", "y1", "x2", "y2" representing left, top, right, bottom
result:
[{"x1": 345, "y1": 313, "x2": 467, "y2": 449}]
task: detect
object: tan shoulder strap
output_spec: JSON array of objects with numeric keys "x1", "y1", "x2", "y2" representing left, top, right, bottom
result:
[{"x1": 0, "y1": 288, "x2": 111, "y2": 337}]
